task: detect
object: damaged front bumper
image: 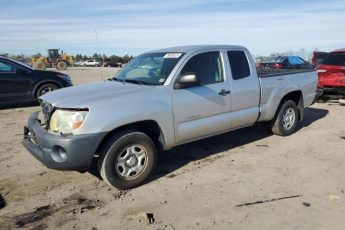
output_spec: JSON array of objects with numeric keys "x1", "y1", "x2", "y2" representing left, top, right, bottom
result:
[{"x1": 22, "y1": 111, "x2": 106, "y2": 170}]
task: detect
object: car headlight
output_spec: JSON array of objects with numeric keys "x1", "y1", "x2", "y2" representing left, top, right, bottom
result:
[
  {"x1": 57, "y1": 73, "x2": 69, "y2": 79},
  {"x1": 49, "y1": 109, "x2": 88, "y2": 134}
]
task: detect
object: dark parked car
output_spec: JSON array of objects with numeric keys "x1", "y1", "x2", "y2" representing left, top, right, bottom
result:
[
  {"x1": 257, "y1": 56, "x2": 314, "y2": 70},
  {"x1": 103, "y1": 61, "x2": 123, "y2": 67},
  {"x1": 0, "y1": 57, "x2": 73, "y2": 105}
]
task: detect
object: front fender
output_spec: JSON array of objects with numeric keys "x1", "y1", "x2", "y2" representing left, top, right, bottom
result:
[{"x1": 74, "y1": 91, "x2": 175, "y2": 149}]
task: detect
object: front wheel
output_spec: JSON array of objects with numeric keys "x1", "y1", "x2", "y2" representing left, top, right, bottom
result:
[
  {"x1": 98, "y1": 130, "x2": 157, "y2": 190},
  {"x1": 270, "y1": 100, "x2": 299, "y2": 136},
  {"x1": 36, "y1": 62, "x2": 46, "y2": 70},
  {"x1": 56, "y1": 61, "x2": 68, "y2": 70}
]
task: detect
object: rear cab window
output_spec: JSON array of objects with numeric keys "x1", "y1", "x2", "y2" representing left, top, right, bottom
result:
[{"x1": 227, "y1": 50, "x2": 250, "y2": 80}]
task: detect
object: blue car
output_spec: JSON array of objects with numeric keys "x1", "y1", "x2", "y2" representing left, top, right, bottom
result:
[{"x1": 258, "y1": 56, "x2": 314, "y2": 69}]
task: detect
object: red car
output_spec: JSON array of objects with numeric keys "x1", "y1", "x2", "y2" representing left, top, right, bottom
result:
[
  {"x1": 317, "y1": 49, "x2": 345, "y2": 99},
  {"x1": 311, "y1": 51, "x2": 328, "y2": 67}
]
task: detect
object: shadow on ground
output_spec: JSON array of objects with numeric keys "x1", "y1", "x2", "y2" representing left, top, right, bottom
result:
[
  {"x1": 86, "y1": 107, "x2": 328, "y2": 185},
  {"x1": 153, "y1": 107, "x2": 328, "y2": 180},
  {"x1": 0, "y1": 101, "x2": 38, "y2": 110},
  {"x1": 0, "y1": 194, "x2": 6, "y2": 209}
]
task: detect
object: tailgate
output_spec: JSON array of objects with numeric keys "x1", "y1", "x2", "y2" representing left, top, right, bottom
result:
[{"x1": 318, "y1": 65, "x2": 345, "y2": 87}]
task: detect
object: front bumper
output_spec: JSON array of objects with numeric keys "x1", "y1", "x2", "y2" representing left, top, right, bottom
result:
[{"x1": 22, "y1": 111, "x2": 107, "y2": 170}]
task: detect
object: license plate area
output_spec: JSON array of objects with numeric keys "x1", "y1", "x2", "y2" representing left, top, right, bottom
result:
[{"x1": 24, "y1": 126, "x2": 38, "y2": 145}]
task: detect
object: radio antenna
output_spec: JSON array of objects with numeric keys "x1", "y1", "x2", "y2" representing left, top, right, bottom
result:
[{"x1": 95, "y1": 28, "x2": 104, "y2": 80}]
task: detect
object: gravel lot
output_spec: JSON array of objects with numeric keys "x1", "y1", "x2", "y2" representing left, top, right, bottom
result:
[{"x1": 0, "y1": 67, "x2": 345, "y2": 230}]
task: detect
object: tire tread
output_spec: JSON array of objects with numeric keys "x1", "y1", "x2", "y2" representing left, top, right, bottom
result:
[
  {"x1": 271, "y1": 100, "x2": 298, "y2": 136},
  {"x1": 97, "y1": 130, "x2": 157, "y2": 190}
]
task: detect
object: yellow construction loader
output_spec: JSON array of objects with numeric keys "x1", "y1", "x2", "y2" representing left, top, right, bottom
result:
[{"x1": 31, "y1": 49, "x2": 73, "y2": 70}]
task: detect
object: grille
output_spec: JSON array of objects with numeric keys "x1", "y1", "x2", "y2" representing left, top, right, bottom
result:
[{"x1": 40, "y1": 100, "x2": 54, "y2": 128}]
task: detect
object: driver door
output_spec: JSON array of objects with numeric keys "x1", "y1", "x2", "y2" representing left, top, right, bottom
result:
[
  {"x1": 0, "y1": 60, "x2": 16, "y2": 103},
  {"x1": 0, "y1": 60, "x2": 32, "y2": 103},
  {"x1": 172, "y1": 51, "x2": 232, "y2": 144}
]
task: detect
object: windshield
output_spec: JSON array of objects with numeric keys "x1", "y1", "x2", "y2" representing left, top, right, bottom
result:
[
  {"x1": 314, "y1": 53, "x2": 328, "y2": 65},
  {"x1": 114, "y1": 52, "x2": 184, "y2": 85}
]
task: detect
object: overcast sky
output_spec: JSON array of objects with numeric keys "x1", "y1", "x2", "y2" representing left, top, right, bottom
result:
[{"x1": 1, "y1": 0, "x2": 344, "y2": 56}]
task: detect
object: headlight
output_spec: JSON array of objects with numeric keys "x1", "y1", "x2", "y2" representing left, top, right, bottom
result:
[
  {"x1": 56, "y1": 74, "x2": 72, "y2": 85},
  {"x1": 49, "y1": 109, "x2": 88, "y2": 134},
  {"x1": 56, "y1": 73, "x2": 71, "y2": 81}
]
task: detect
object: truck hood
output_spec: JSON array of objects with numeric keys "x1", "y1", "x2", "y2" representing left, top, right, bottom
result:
[{"x1": 40, "y1": 80, "x2": 155, "y2": 108}]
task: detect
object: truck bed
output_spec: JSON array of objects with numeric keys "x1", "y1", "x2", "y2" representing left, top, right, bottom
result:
[
  {"x1": 257, "y1": 68, "x2": 318, "y2": 122},
  {"x1": 257, "y1": 69, "x2": 315, "y2": 78}
]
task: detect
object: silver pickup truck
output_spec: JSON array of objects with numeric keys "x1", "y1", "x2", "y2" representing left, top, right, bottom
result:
[{"x1": 23, "y1": 45, "x2": 318, "y2": 189}]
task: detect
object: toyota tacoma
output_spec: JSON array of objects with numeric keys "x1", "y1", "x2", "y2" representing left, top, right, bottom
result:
[{"x1": 23, "y1": 45, "x2": 318, "y2": 189}]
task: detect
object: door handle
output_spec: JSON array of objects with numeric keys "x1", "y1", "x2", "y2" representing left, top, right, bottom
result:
[{"x1": 218, "y1": 89, "x2": 231, "y2": 96}]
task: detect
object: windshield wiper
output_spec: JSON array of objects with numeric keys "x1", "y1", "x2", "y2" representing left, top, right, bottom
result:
[
  {"x1": 110, "y1": 78, "x2": 125, "y2": 83},
  {"x1": 123, "y1": 79, "x2": 149, "y2": 85},
  {"x1": 110, "y1": 78, "x2": 160, "y2": 86}
]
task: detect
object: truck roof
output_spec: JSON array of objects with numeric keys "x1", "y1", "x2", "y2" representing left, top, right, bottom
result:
[{"x1": 147, "y1": 45, "x2": 247, "y2": 54}]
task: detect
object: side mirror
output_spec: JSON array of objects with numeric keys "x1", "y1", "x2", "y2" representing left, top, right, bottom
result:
[{"x1": 175, "y1": 73, "x2": 200, "y2": 89}]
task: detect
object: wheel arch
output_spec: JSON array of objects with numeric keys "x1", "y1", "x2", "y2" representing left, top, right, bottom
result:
[
  {"x1": 95, "y1": 120, "x2": 166, "y2": 157},
  {"x1": 275, "y1": 90, "x2": 304, "y2": 121},
  {"x1": 32, "y1": 80, "x2": 63, "y2": 98}
]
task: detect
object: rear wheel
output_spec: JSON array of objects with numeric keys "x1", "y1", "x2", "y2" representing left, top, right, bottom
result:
[
  {"x1": 36, "y1": 62, "x2": 46, "y2": 70},
  {"x1": 270, "y1": 100, "x2": 299, "y2": 136},
  {"x1": 35, "y1": 83, "x2": 58, "y2": 98},
  {"x1": 56, "y1": 61, "x2": 68, "y2": 70},
  {"x1": 98, "y1": 130, "x2": 157, "y2": 190}
]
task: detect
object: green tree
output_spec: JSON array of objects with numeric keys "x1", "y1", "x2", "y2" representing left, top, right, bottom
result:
[
  {"x1": 75, "y1": 54, "x2": 83, "y2": 62},
  {"x1": 32, "y1": 53, "x2": 42, "y2": 59}
]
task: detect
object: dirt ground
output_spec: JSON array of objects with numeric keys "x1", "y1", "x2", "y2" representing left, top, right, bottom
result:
[{"x1": 0, "y1": 67, "x2": 345, "y2": 230}]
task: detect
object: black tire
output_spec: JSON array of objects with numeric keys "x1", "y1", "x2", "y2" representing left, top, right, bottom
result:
[
  {"x1": 270, "y1": 100, "x2": 299, "y2": 136},
  {"x1": 56, "y1": 61, "x2": 68, "y2": 70},
  {"x1": 35, "y1": 83, "x2": 58, "y2": 98},
  {"x1": 36, "y1": 62, "x2": 46, "y2": 70},
  {"x1": 98, "y1": 130, "x2": 157, "y2": 190}
]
